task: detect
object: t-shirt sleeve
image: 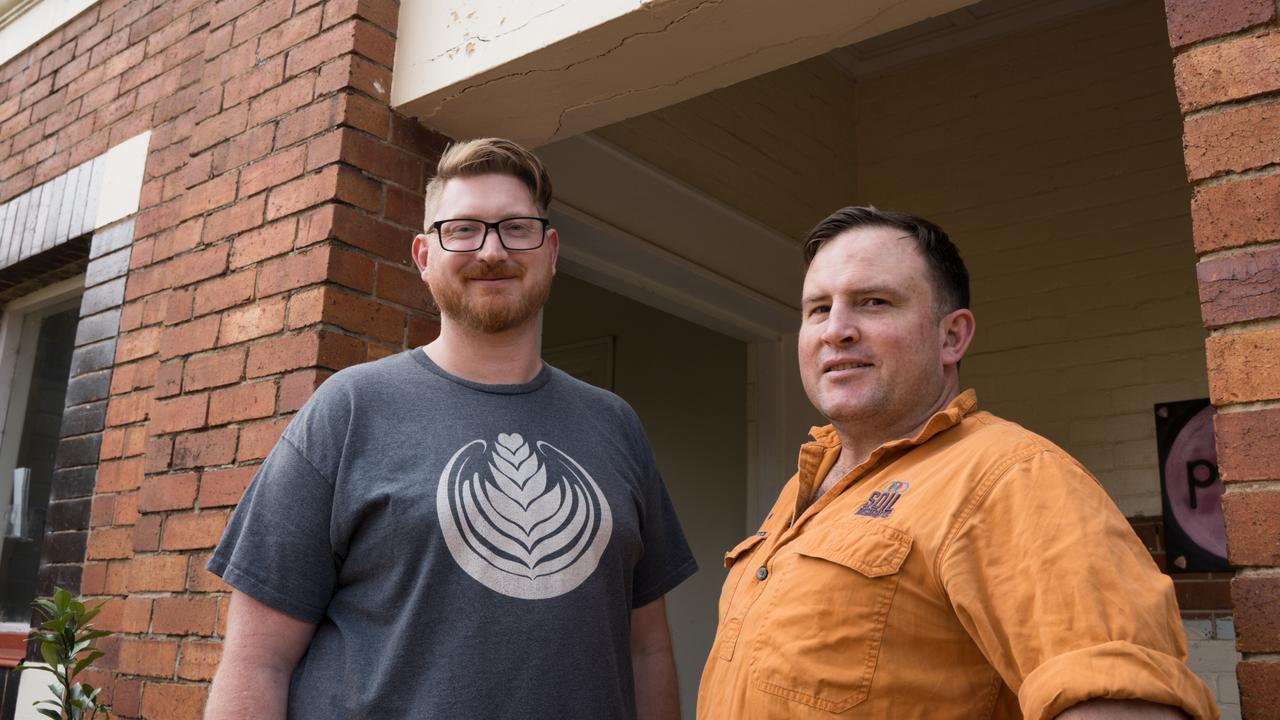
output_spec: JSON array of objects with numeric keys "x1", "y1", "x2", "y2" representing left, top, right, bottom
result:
[
  {"x1": 207, "y1": 388, "x2": 348, "y2": 624},
  {"x1": 938, "y1": 449, "x2": 1219, "y2": 720},
  {"x1": 627, "y1": 415, "x2": 698, "y2": 608}
]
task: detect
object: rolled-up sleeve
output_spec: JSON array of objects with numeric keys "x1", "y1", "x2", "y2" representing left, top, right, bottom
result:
[{"x1": 939, "y1": 449, "x2": 1219, "y2": 720}]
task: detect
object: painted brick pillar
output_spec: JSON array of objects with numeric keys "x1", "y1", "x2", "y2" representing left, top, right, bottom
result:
[
  {"x1": 1164, "y1": 1, "x2": 1280, "y2": 716},
  {"x1": 81, "y1": 0, "x2": 444, "y2": 717}
]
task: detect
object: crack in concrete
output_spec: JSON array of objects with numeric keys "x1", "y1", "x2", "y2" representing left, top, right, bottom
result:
[
  {"x1": 422, "y1": 0, "x2": 722, "y2": 118},
  {"x1": 547, "y1": 0, "x2": 901, "y2": 139},
  {"x1": 549, "y1": 24, "x2": 865, "y2": 139}
]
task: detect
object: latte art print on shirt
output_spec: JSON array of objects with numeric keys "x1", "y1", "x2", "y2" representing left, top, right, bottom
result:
[{"x1": 437, "y1": 432, "x2": 614, "y2": 599}]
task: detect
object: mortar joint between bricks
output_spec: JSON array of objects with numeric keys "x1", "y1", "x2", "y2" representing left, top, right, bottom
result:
[
  {"x1": 1206, "y1": 316, "x2": 1280, "y2": 338},
  {"x1": 1197, "y1": 238, "x2": 1280, "y2": 263},
  {"x1": 1222, "y1": 479, "x2": 1280, "y2": 494},
  {"x1": 1192, "y1": 162, "x2": 1280, "y2": 191},
  {"x1": 1182, "y1": 91, "x2": 1280, "y2": 122},
  {"x1": 1233, "y1": 566, "x2": 1280, "y2": 578}
]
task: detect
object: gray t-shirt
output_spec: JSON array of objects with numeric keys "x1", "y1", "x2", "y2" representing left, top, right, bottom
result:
[{"x1": 208, "y1": 350, "x2": 697, "y2": 719}]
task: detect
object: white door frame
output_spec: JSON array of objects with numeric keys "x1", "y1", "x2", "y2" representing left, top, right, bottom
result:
[{"x1": 544, "y1": 134, "x2": 821, "y2": 528}]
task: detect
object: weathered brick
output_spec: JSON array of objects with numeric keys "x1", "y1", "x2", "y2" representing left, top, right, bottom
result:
[
  {"x1": 1238, "y1": 660, "x2": 1280, "y2": 720},
  {"x1": 376, "y1": 261, "x2": 430, "y2": 311},
  {"x1": 95, "y1": 595, "x2": 152, "y2": 634},
  {"x1": 184, "y1": 347, "x2": 247, "y2": 390},
  {"x1": 256, "y1": 245, "x2": 329, "y2": 295},
  {"x1": 248, "y1": 74, "x2": 315, "y2": 127},
  {"x1": 142, "y1": 681, "x2": 207, "y2": 720},
  {"x1": 86, "y1": 527, "x2": 133, "y2": 560},
  {"x1": 194, "y1": 270, "x2": 257, "y2": 316},
  {"x1": 96, "y1": 457, "x2": 145, "y2": 493},
  {"x1": 1191, "y1": 171, "x2": 1280, "y2": 253},
  {"x1": 129, "y1": 554, "x2": 188, "y2": 591},
  {"x1": 1164, "y1": 0, "x2": 1276, "y2": 48},
  {"x1": 191, "y1": 103, "x2": 248, "y2": 153},
  {"x1": 1233, "y1": 573, "x2": 1280, "y2": 652},
  {"x1": 211, "y1": 123, "x2": 274, "y2": 174},
  {"x1": 198, "y1": 465, "x2": 257, "y2": 507},
  {"x1": 1197, "y1": 245, "x2": 1280, "y2": 327},
  {"x1": 112, "y1": 490, "x2": 139, "y2": 526},
  {"x1": 258, "y1": 6, "x2": 324, "y2": 60},
  {"x1": 209, "y1": 381, "x2": 276, "y2": 424},
  {"x1": 230, "y1": 217, "x2": 297, "y2": 268},
  {"x1": 158, "y1": 315, "x2": 221, "y2": 360},
  {"x1": 178, "y1": 640, "x2": 222, "y2": 681},
  {"x1": 245, "y1": 328, "x2": 364, "y2": 377},
  {"x1": 172, "y1": 427, "x2": 239, "y2": 468},
  {"x1": 322, "y1": 287, "x2": 405, "y2": 342},
  {"x1": 145, "y1": 436, "x2": 174, "y2": 473},
  {"x1": 239, "y1": 144, "x2": 306, "y2": 198},
  {"x1": 118, "y1": 637, "x2": 179, "y2": 677},
  {"x1": 188, "y1": 552, "x2": 231, "y2": 593},
  {"x1": 275, "y1": 95, "x2": 336, "y2": 146},
  {"x1": 218, "y1": 296, "x2": 287, "y2": 345},
  {"x1": 202, "y1": 194, "x2": 265, "y2": 244},
  {"x1": 1184, "y1": 99, "x2": 1280, "y2": 181},
  {"x1": 1215, "y1": 407, "x2": 1280, "y2": 482},
  {"x1": 115, "y1": 327, "x2": 161, "y2": 362},
  {"x1": 1175, "y1": 30, "x2": 1280, "y2": 112},
  {"x1": 162, "y1": 511, "x2": 229, "y2": 551},
  {"x1": 1206, "y1": 327, "x2": 1280, "y2": 404},
  {"x1": 1223, "y1": 489, "x2": 1280, "y2": 566},
  {"x1": 182, "y1": 171, "x2": 239, "y2": 220},
  {"x1": 223, "y1": 55, "x2": 284, "y2": 109},
  {"x1": 151, "y1": 393, "x2": 209, "y2": 434},
  {"x1": 133, "y1": 513, "x2": 161, "y2": 552},
  {"x1": 237, "y1": 417, "x2": 291, "y2": 461},
  {"x1": 340, "y1": 128, "x2": 422, "y2": 190},
  {"x1": 138, "y1": 472, "x2": 199, "y2": 512},
  {"x1": 266, "y1": 165, "x2": 339, "y2": 219},
  {"x1": 338, "y1": 90, "x2": 389, "y2": 139}
]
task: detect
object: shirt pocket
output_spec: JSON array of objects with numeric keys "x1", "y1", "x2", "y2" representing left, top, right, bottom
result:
[
  {"x1": 749, "y1": 521, "x2": 912, "y2": 713},
  {"x1": 717, "y1": 532, "x2": 768, "y2": 622}
]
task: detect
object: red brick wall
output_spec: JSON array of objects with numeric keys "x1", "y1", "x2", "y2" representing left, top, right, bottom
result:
[
  {"x1": 1165, "y1": 0, "x2": 1280, "y2": 716},
  {"x1": 1128, "y1": 516, "x2": 1235, "y2": 619},
  {"x1": 1, "y1": 0, "x2": 444, "y2": 717}
]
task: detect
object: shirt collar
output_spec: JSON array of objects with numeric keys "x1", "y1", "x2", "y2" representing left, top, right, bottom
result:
[{"x1": 797, "y1": 389, "x2": 979, "y2": 488}]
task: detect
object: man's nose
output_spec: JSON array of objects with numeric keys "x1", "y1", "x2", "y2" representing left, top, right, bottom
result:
[
  {"x1": 473, "y1": 226, "x2": 510, "y2": 263},
  {"x1": 821, "y1": 305, "x2": 859, "y2": 345}
]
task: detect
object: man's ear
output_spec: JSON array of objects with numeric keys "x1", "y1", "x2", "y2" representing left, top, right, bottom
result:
[
  {"x1": 411, "y1": 234, "x2": 430, "y2": 276},
  {"x1": 939, "y1": 308, "x2": 976, "y2": 367},
  {"x1": 546, "y1": 227, "x2": 559, "y2": 275}
]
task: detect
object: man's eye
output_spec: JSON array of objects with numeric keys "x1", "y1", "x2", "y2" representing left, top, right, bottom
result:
[
  {"x1": 807, "y1": 305, "x2": 830, "y2": 317},
  {"x1": 862, "y1": 298, "x2": 887, "y2": 307},
  {"x1": 443, "y1": 221, "x2": 481, "y2": 237}
]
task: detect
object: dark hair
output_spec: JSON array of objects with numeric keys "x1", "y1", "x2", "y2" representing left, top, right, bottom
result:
[{"x1": 803, "y1": 206, "x2": 970, "y2": 314}]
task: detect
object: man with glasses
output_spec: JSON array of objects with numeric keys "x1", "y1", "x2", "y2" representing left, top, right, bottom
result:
[{"x1": 205, "y1": 138, "x2": 696, "y2": 720}]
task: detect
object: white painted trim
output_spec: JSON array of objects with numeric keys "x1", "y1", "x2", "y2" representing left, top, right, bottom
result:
[
  {"x1": 0, "y1": 0, "x2": 97, "y2": 67},
  {"x1": 553, "y1": 203, "x2": 796, "y2": 343},
  {"x1": 94, "y1": 131, "x2": 150, "y2": 230},
  {"x1": 14, "y1": 662, "x2": 59, "y2": 720}
]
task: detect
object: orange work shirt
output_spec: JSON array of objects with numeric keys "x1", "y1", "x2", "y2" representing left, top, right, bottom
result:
[{"x1": 697, "y1": 390, "x2": 1218, "y2": 720}]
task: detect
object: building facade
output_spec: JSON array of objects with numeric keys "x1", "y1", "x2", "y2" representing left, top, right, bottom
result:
[{"x1": 0, "y1": 0, "x2": 1277, "y2": 717}]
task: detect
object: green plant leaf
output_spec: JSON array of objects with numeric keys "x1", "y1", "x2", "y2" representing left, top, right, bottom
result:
[
  {"x1": 39, "y1": 642, "x2": 59, "y2": 668},
  {"x1": 74, "y1": 650, "x2": 104, "y2": 676},
  {"x1": 36, "y1": 708, "x2": 62, "y2": 720},
  {"x1": 80, "y1": 630, "x2": 112, "y2": 641}
]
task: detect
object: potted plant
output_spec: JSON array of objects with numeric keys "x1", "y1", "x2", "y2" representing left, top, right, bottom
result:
[{"x1": 17, "y1": 587, "x2": 114, "y2": 720}]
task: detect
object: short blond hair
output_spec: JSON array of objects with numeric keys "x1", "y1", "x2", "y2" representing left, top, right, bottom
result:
[{"x1": 422, "y1": 138, "x2": 553, "y2": 226}]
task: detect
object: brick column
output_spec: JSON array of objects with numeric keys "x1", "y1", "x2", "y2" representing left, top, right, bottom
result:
[
  {"x1": 73, "y1": 1, "x2": 443, "y2": 717},
  {"x1": 1164, "y1": 1, "x2": 1280, "y2": 716}
]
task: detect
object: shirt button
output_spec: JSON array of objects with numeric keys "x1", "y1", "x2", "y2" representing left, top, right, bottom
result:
[{"x1": 755, "y1": 566, "x2": 769, "y2": 581}]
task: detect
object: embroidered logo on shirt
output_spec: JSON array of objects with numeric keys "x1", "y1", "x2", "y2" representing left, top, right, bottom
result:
[
  {"x1": 855, "y1": 480, "x2": 910, "y2": 519},
  {"x1": 437, "y1": 432, "x2": 613, "y2": 600}
]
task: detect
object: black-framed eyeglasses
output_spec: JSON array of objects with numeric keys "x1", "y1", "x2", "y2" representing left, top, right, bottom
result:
[{"x1": 430, "y1": 217, "x2": 550, "y2": 252}]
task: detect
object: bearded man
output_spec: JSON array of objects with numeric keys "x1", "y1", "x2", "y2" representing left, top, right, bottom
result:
[{"x1": 205, "y1": 138, "x2": 696, "y2": 720}]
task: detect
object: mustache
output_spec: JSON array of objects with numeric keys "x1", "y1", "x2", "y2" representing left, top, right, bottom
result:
[{"x1": 462, "y1": 262, "x2": 523, "y2": 280}]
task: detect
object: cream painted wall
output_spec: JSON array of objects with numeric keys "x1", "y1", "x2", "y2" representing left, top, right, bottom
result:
[
  {"x1": 853, "y1": 0, "x2": 1204, "y2": 516},
  {"x1": 543, "y1": 274, "x2": 747, "y2": 717},
  {"x1": 595, "y1": 57, "x2": 858, "y2": 242}
]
